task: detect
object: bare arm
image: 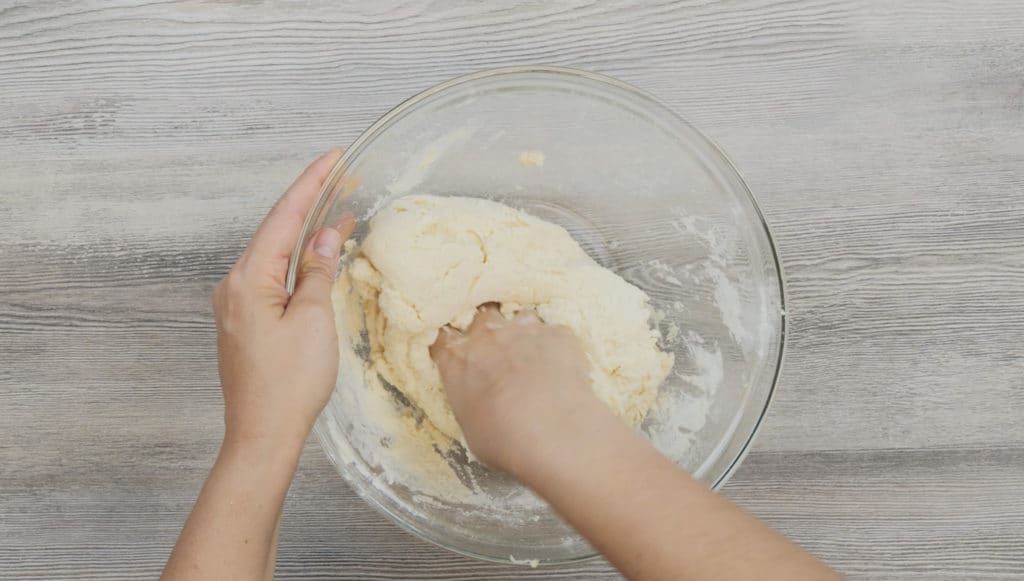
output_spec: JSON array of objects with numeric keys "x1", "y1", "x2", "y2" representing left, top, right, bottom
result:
[
  {"x1": 162, "y1": 149, "x2": 349, "y2": 580},
  {"x1": 515, "y1": 398, "x2": 838, "y2": 581},
  {"x1": 432, "y1": 306, "x2": 841, "y2": 581},
  {"x1": 161, "y1": 436, "x2": 301, "y2": 581}
]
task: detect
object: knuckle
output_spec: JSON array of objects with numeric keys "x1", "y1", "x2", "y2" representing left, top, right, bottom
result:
[
  {"x1": 212, "y1": 272, "x2": 251, "y2": 326},
  {"x1": 224, "y1": 272, "x2": 246, "y2": 295},
  {"x1": 212, "y1": 276, "x2": 233, "y2": 311},
  {"x1": 288, "y1": 292, "x2": 332, "y2": 319},
  {"x1": 300, "y1": 298, "x2": 334, "y2": 318},
  {"x1": 301, "y1": 259, "x2": 336, "y2": 282}
]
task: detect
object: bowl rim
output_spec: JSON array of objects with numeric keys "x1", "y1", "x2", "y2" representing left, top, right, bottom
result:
[{"x1": 286, "y1": 64, "x2": 787, "y2": 566}]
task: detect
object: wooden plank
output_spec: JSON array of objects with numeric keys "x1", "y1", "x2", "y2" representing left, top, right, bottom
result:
[{"x1": 1, "y1": 0, "x2": 1022, "y2": 579}]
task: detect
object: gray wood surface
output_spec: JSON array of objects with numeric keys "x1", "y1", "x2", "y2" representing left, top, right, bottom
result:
[{"x1": 1, "y1": 1, "x2": 1022, "y2": 579}]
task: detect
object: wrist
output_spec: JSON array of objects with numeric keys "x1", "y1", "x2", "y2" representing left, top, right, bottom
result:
[
  {"x1": 203, "y1": 428, "x2": 305, "y2": 526},
  {"x1": 221, "y1": 424, "x2": 307, "y2": 468},
  {"x1": 502, "y1": 394, "x2": 622, "y2": 484},
  {"x1": 223, "y1": 408, "x2": 316, "y2": 451},
  {"x1": 513, "y1": 403, "x2": 680, "y2": 509}
]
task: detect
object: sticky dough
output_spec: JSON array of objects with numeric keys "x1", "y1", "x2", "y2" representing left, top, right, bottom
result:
[{"x1": 343, "y1": 195, "x2": 674, "y2": 441}]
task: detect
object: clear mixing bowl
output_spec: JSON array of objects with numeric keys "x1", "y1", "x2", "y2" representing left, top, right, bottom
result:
[{"x1": 286, "y1": 66, "x2": 785, "y2": 565}]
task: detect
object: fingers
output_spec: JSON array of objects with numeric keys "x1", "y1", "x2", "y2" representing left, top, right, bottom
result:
[
  {"x1": 430, "y1": 304, "x2": 499, "y2": 366},
  {"x1": 287, "y1": 226, "x2": 344, "y2": 313},
  {"x1": 430, "y1": 325, "x2": 463, "y2": 362},
  {"x1": 513, "y1": 309, "x2": 541, "y2": 325},
  {"x1": 467, "y1": 303, "x2": 505, "y2": 334},
  {"x1": 431, "y1": 304, "x2": 540, "y2": 364},
  {"x1": 336, "y1": 210, "x2": 356, "y2": 242},
  {"x1": 245, "y1": 148, "x2": 343, "y2": 267}
]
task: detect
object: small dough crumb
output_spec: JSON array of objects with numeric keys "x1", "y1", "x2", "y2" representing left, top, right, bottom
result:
[
  {"x1": 509, "y1": 554, "x2": 540, "y2": 568},
  {"x1": 518, "y1": 150, "x2": 545, "y2": 167},
  {"x1": 343, "y1": 195, "x2": 673, "y2": 441}
]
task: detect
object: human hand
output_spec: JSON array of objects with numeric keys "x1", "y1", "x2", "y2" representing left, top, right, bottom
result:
[
  {"x1": 213, "y1": 148, "x2": 352, "y2": 451},
  {"x1": 429, "y1": 305, "x2": 600, "y2": 475},
  {"x1": 431, "y1": 305, "x2": 841, "y2": 581}
]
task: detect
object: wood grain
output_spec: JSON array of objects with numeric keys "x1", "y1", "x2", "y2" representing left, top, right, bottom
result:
[{"x1": 1, "y1": 1, "x2": 1022, "y2": 579}]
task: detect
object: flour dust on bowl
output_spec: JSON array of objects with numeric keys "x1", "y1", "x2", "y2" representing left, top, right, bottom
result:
[{"x1": 286, "y1": 66, "x2": 785, "y2": 565}]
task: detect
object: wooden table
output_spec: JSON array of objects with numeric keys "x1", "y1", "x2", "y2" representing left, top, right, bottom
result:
[{"x1": 2, "y1": 2, "x2": 1022, "y2": 579}]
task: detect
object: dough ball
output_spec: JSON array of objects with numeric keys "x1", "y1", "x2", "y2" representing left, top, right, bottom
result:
[{"x1": 343, "y1": 195, "x2": 673, "y2": 441}]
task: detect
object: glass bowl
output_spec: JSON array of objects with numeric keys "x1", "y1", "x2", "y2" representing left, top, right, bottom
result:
[{"x1": 286, "y1": 66, "x2": 785, "y2": 565}]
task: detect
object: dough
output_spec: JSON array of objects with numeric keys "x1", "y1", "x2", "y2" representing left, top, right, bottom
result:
[{"x1": 342, "y1": 195, "x2": 674, "y2": 441}]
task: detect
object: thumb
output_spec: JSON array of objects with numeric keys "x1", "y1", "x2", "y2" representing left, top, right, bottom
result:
[
  {"x1": 430, "y1": 326, "x2": 466, "y2": 384},
  {"x1": 430, "y1": 325, "x2": 463, "y2": 362},
  {"x1": 290, "y1": 226, "x2": 343, "y2": 310}
]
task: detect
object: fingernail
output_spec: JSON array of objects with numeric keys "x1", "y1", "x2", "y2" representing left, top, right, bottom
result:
[{"x1": 314, "y1": 227, "x2": 341, "y2": 258}]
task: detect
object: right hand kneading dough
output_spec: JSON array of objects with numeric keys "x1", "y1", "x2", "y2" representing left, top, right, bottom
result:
[{"x1": 343, "y1": 195, "x2": 673, "y2": 442}]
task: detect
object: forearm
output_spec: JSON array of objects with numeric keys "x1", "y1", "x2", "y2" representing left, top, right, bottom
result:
[
  {"x1": 162, "y1": 433, "x2": 303, "y2": 581},
  {"x1": 514, "y1": 401, "x2": 840, "y2": 581}
]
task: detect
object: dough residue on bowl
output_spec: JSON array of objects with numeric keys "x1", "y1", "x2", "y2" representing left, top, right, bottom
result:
[{"x1": 342, "y1": 195, "x2": 674, "y2": 442}]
